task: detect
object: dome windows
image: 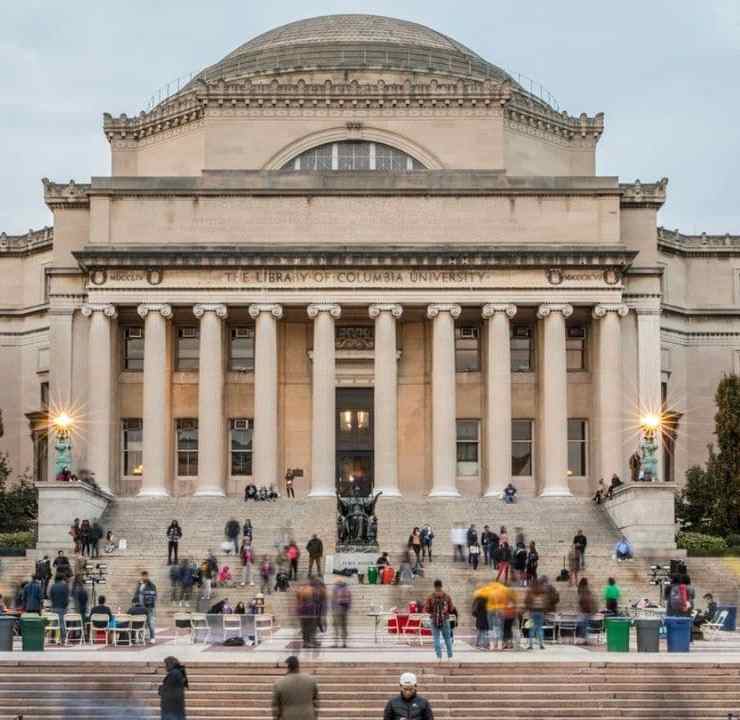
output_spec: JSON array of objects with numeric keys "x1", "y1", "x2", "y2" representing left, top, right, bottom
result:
[{"x1": 282, "y1": 141, "x2": 424, "y2": 171}]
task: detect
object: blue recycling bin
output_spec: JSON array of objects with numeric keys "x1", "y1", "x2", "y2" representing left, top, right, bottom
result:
[
  {"x1": 717, "y1": 605, "x2": 737, "y2": 631},
  {"x1": 664, "y1": 616, "x2": 692, "y2": 652}
]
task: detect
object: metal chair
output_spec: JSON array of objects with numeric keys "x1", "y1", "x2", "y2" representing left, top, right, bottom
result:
[
  {"x1": 88, "y1": 613, "x2": 110, "y2": 646},
  {"x1": 704, "y1": 610, "x2": 729, "y2": 640},
  {"x1": 254, "y1": 614, "x2": 274, "y2": 644},
  {"x1": 42, "y1": 612, "x2": 61, "y2": 646},
  {"x1": 130, "y1": 616, "x2": 147, "y2": 645},
  {"x1": 173, "y1": 612, "x2": 192, "y2": 644},
  {"x1": 110, "y1": 614, "x2": 133, "y2": 646},
  {"x1": 223, "y1": 615, "x2": 243, "y2": 642},
  {"x1": 557, "y1": 615, "x2": 579, "y2": 644},
  {"x1": 190, "y1": 613, "x2": 211, "y2": 644},
  {"x1": 587, "y1": 615, "x2": 605, "y2": 644},
  {"x1": 63, "y1": 613, "x2": 85, "y2": 646}
]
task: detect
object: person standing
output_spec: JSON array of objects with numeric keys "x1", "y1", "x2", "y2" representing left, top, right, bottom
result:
[
  {"x1": 424, "y1": 579, "x2": 457, "y2": 660},
  {"x1": 468, "y1": 539, "x2": 481, "y2": 570},
  {"x1": 71, "y1": 574, "x2": 89, "y2": 620},
  {"x1": 331, "y1": 580, "x2": 352, "y2": 648},
  {"x1": 79, "y1": 520, "x2": 91, "y2": 557},
  {"x1": 306, "y1": 535, "x2": 323, "y2": 577},
  {"x1": 285, "y1": 473, "x2": 296, "y2": 499},
  {"x1": 573, "y1": 529, "x2": 588, "y2": 570},
  {"x1": 524, "y1": 578, "x2": 548, "y2": 650},
  {"x1": 69, "y1": 519, "x2": 81, "y2": 555},
  {"x1": 420, "y1": 524, "x2": 434, "y2": 562},
  {"x1": 225, "y1": 518, "x2": 241, "y2": 555},
  {"x1": 603, "y1": 577, "x2": 621, "y2": 615},
  {"x1": 512, "y1": 540, "x2": 528, "y2": 585},
  {"x1": 243, "y1": 519, "x2": 254, "y2": 544},
  {"x1": 567, "y1": 543, "x2": 582, "y2": 587},
  {"x1": 167, "y1": 521, "x2": 183, "y2": 565},
  {"x1": 383, "y1": 672, "x2": 433, "y2": 720},
  {"x1": 481, "y1": 525, "x2": 493, "y2": 567},
  {"x1": 525, "y1": 541, "x2": 539, "y2": 586},
  {"x1": 466, "y1": 524, "x2": 478, "y2": 566},
  {"x1": 495, "y1": 541, "x2": 512, "y2": 584},
  {"x1": 49, "y1": 574, "x2": 69, "y2": 643},
  {"x1": 240, "y1": 540, "x2": 255, "y2": 586},
  {"x1": 21, "y1": 575, "x2": 43, "y2": 613},
  {"x1": 408, "y1": 527, "x2": 422, "y2": 566},
  {"x1": 132, "y1": 571, "x2": 158, "y2": 643},
  {"x1": 260, "y1": 556, "x2": 275, "y2": 595},
  {"x1": 286, "y1": 542, "x2": 300, "y2": 581},
  {"x1": 159, "y1": 656, "x2": 188, "y2": 720},
  {"x1": 272, "y1": 656, "x2": 319, "y2": 720},
  {"x1": 90, "y1": 520, "x2": 103, "y2": 559}
]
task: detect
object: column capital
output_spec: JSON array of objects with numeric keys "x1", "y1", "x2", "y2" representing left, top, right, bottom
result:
[
  {"x1": 81, "y1": 303, "x2": 117, "y2": 319},
  {"x1": 193, "y1": 303, "x2": 228, "y2": 320},
  {"x1": 592, "y1": 303, "x2": 629, "y2": 319},
  {"x1": 137, "y1": 303, "x2": 172, "y2": 320},
  {"x1": 482, "y1": 303, "x2": 517, "y2": 320},
  {"x1": 427, "y1": 303, "x2": 461, "y2": 320},
  {"x1": 249, "y1": 303, "x2": 284, "y2": 320},
  {"x1": 369, "y1": 303, "x2": 403, "y2": 319},
  {"x1": 307, "y1": 303, "x2": 341, "y2": 320},
  {"x1": 537, "y1": 303, "x2": 573, "y2": 320}
]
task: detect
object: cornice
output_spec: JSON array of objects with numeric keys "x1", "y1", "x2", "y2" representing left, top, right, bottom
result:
[
  {"x1": 0, "y1": 226, "x2": 53, "y2": 256},
  {"x1": 619, "y1": 178, "x2": 668, "y2": 209},
  {"x1": 42, "y1": 179, "x2": 91, "y2": 210},
  {"x1": 658, "y1": 226, "x2": 740, "y2": 256},
  {"x1": 662, "y1": 303, "x2": 740, "y2": 318}
]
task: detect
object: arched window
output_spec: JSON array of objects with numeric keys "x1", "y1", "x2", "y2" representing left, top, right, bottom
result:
[{"x1": 282, "y1": 141, "x2": 424, "y2": 171}]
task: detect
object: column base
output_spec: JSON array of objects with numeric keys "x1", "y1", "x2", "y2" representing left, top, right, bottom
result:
[
  {"x1": 308, "y1": 488, "x2": 336, "y2": 498},
  {"x1": 193, "y1": 489, "x2": 226, "y2": 497},
  {"x1": 138, "y1": 488, "x2": 170, "y2": 497},
  {"x1": 483, "y1": 490, "x2": 504, "y2": 498},
  {"x1": 539, "y1": 488, "x2": 573, "y2": 497},
  {"x1": 374, "y1": 487, "x2": 401, "y2": 497},
  {"x1": 429, "y1": 489, "x2": 461, "y2": 498}
]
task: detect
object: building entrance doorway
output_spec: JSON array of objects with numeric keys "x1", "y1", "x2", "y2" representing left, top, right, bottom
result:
[{"x1": 336, "y1": 388, "x2": 374, "y2": 496}]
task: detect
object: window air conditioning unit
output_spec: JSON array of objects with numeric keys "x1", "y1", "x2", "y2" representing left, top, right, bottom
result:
[
  {"x1": 127, "y1": 327, "x2": 143, "y2": 339},
  {"x1": 233, "y1": 419, "x2": 249, "y2": 431},
  {"x1": 234, "y1": 328, "x2": 253, "y2": 338},
  {"x1": 459, "y1": 326, "x2": 479, "y2": 339},
  {"x1": 180, "y1": 327, "x2": 197, "y2": 338}
]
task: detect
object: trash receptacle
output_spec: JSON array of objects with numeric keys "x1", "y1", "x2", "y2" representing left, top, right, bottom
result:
[
  {"x1": 21, "y1": 615, "x2": 46, "y2": 652},
  {"x1": 367, "y1": 565, "x2": 378, "y2": 585},
  {"x1": 664, "y1": 616, "x2": 692, "y2": 652},
  {"x1": 0, "y1": 615, "x2": 15, "y2": 651},
  {"x1": 605, "y1": 617, "x2": 630, "y2": 652},
  {"x1": 634, "y1": 617, "x2": 661, "y2": 652},
  {"x1": 717, "y1": 604, "x2": 737, "y2": 631}
]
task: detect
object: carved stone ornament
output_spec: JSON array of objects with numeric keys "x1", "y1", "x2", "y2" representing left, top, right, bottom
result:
[
  {"x1": 307, "y1": 303, "x2": 342, "y2": 320},
  {"x1": 146, "y1": 268, "x2": 163, "y2": 286},
  {"x1": 89, "y1": 270, "x2": 107, "y2": 286},
  {"x1": 81, "y1": 303, "x2": 118, "y2": 319},
  {"x1": 482, "y1": 303, "x2": 517, "y2": 320},
  {"x1": 426, "y1": 303, "x2": 462, "y2": 320},
  {"x1": 248, "y1": 304, "x2": 284, "y2": 320},
  {"x1": 368, "y1": 304, "x2": 403, "y2": 319},
  {"x1": 137, "y1": 304, "x2": 173, "y2": 320},
  {"x1": 193, "y1": 304, "x2": 228, "y2": 320},
  {"x1": 335, "y1": 326, "x2": 374, "y2": 350},
  {"x1": 603, "y1": 268, "x2": 621, "y2": 286},
  {"x1": 592, "y1": 304, "x2": 629, "y2": 319},
  {"x1": 545, "y1": 268, "x2": 563, "y2": 285},
  {"x1": 537, "y1": 303, "x2": 574, "y2": 320}
]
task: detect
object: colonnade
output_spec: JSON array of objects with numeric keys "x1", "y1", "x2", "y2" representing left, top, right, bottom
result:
[{"x1": 80, "y1": 301, "x2": 630, "y2": 497}]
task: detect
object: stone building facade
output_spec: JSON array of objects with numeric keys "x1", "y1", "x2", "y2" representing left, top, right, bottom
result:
[{"x1": 0, "y1": 15, "x2": 733, "y2": 499}]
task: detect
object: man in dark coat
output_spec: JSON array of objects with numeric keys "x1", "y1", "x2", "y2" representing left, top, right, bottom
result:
[
  {"x1": 22, "y1": 576, "x2": 43, "y2": 613},
  {"x1": 306, "y1": 535, "x2": 323, "y2": 577},
  {"x1": 49, "y1": 575, "x2": 70, "y2": 642},
  {"x1": 383, "y1": 672, "x2": 434, "y2": 720},
  {"x1": 272, "y1": 656, "x2": 319, "y2": 720},
  {"x1": 159, "y1": 656, "x2": 188, "y2": 720},
  {"x1": 225, "y1": 519, "x2": 240, "y2": 554}
]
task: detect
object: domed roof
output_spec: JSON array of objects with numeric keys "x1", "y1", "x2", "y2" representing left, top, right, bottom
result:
[{"x1": 197, "y1": 14, "x2": 513, "y2": 85}]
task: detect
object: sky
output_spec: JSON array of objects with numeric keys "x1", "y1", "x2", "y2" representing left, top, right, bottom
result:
[{"x1": 1, "y1": 0, "x2": 738, "y2": 235}]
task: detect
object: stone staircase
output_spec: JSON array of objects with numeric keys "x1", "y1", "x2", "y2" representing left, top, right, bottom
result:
[{"x1": 2, "y1": 661, "x2": 740, "y2": 719}]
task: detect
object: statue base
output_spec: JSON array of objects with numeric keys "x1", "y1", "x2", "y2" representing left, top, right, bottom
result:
[{"x1": 336, "y1": 543, "x2": 379, "y2": 554}]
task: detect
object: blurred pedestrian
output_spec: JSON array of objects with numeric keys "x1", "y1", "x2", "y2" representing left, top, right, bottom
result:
[
  {"x1": 71, "y1": 574, "x2": 88, "y2": 620},
  {"x1": 225, "y1": 518, "x2": 240, "y2": 555},
  {"x1": 525, "y1": 541, "x2": 539, "y2": 586},
  {"x1": 167, "y1": 521, "x2": 182, "y2": 565},
  {"x1": 495, "y1": 541, "x2": 512, "y2": 584},
  {"x1": 260, "y1": 556, "x2": 274, "y2": 595},
  {"x1": 474, "y1": 578, "x2": 515, "y2": 651},
  {"x1": 420, "y1": 524, "x2": 434, "y2": 561},
  {"x1": 132, "y1": 570, "x2": 158, "y2": 643},
  {"x1": 159, "y1": 656, "x2": 188, "y2": 720},
  {"x1": 306, "y1": 535, "x2": 323, "y2": 577},
  {"x1": 331, "y1": 580, "x2": 352, "y2": 648},
  {"x1": 383, "y1": 672, "x2": 433, "y2": 720},
  {"x1": 240, "y1": 539, "x2": 255, "y2": 586},
  {"x1": 576, "y1": 577, "x2": 595, "y2": 643},
  {"x1": 49, "y1": 574, "x2": 69, "y2": 642},
  {"x1": 525, "y1": 578, "x2": 548, "y2": 650},
  {"x1": 568, "y1": 543, "x2": 582, "y2": 586},
  {"x1": 573, "y1": 529, "x2": 587, "y2": 569},
  {"x1": 90, "y1": 520, "x2": 103, "y2": 559},
  {"x1": 408, "y1": 527, "x2": 422, "y2": 565},
  {"x1": 272, "y1": 656, "x2": 319, "y2": 720},
  {"x1": 287, "y1": 542, "x2": 300, "y2": 581}
]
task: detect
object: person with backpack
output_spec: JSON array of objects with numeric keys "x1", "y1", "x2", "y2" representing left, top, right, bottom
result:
[
  {"x1": 166, "y1": 521, "x2": 183, "y2": 565},
  {"x1": 603, "y1": 577, "x2": 621, "y2": 615},
  {"x1": 423, "y1": 579, "x2": 457, "y2": 660},
  {"x1": 331, "y1": 580, "x2": 352, "y2": 648},
  {"x1": 286, "y1": 542, "x2": 300, "y2": 581},
  {"x1": 132, "y1": 571, "x2": 158, "y2": 643},
  {"x1": 668, "y1": 575, "x2": 691, "y2": 616}
]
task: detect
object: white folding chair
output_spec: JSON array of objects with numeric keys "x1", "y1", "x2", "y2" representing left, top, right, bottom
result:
[
  {"x1": 88, "y1": 613, "x2": 110, "y2": 646},
  {"x1": 173, "y1": 613, "x2": 192, "y2": 644},
  {"x1": 42, "y1": 612, "x2": 61, "y2": 646},
  {"x1": 110, "y1": 615, "x2": 132, "y2": 646},
  {"x1": 254, "y1": 615, "x2": 274, "y2": 643},
  {"x1": 63, "y1": 613, "x2": 85, "y2": 646},
  {"x1": 223, "y1": 615, "x2": 243, "y2": 642},
  {"x1": 190, "y1": 613, "x2": 212, "y2": 644},
  {"x1": 130, "y1": 616, "x2": 147, "y2": 645},
  {"x1": 704, "y1": 610, "x2": 729, "y2": 640}
]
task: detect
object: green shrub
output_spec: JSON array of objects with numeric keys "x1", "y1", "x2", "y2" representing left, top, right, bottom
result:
[
  {"x1": 0, "y1": 531, "x2": 33, "y2": 549},
  {"x1": 727, "y1": 533, "x2": 740, "y2": 548},
  {"x1": 676, "y1": 531, "x2": 728, "y2": 554}
]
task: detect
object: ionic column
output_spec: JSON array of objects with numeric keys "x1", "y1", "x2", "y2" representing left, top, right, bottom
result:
[
  {"x1": 81, "y1": 303, "x2": 117, "y2": 491},
  {"x1": 482, "y1": 304, "x2": 517, "y2": 497},
  {"x1": 249, "y1": 304, "x2": 283, "y2": 489},
  {"x1": 307, "y1": 303, "x2": 341, "y2": 497},
  {"x1": 427, "y1": 304, "x2": 461, "y2": 497},
  {"x1": 137, "y1": 304, "x2": 173, "y2": 496},
  {"x1": 593, "y1": 304, "x2": 629, "y2": 482},
  {"x1": 537, "y1": 303, "x2": 573, "y2": 496},
  {"x1": 369, "y1": 304, "x2": 403, "y2": 497},
  {"x1": 193, "y1": 304, "x2": 228, "y2": 496}
]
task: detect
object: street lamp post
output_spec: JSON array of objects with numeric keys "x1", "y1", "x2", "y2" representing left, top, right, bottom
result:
[
  {"x1": 52, "y1": 413, "x2": 74, "y2": 479},
  {"x1": 639, "y1": 414, "x2": 661, "y2": 481}
]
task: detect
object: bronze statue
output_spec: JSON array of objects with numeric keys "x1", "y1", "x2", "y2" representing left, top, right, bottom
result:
[{"x1": 337, "y1": 489, "x2": 382, "y2": 547}]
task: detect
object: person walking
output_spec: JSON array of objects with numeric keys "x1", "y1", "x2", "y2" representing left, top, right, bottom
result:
[
  {"x1": 451, "y1": 525, "x2": 466, "y2": 562},
  {"x1": 272, "y1": 656, "x2": 319, "y2": 720},
  {"x1": 573, "y1": 529, "x2": 588, "y2": 569},
  {"x1": 567, "y1": 543, "x2": 582, "y2": 587},
  {"x1": 167, "y1": 521, "x2": 183, "y2": 565},
  {"x1": 169, "y1": 563, "x2": 181, "y2": 604},
  {"x1": 331, "y1": 580, "x2": 352, "y2": 648},
  {"x1": 306, "y1": 535, "x2": 323, "y2": 577},
  {"x1": 495, "y1": 541, "x2": 512, "y2": 584},
  {"x1": 512, "y1": 540, "x2": 528, "y2": 585},
  {"x1": 420, "y1": 524, "x2": 434, "y2": 562},
  {"x1": 159, "y1": 655, "x2": 188, "y2": 720},
  {"x1": 424, "y1": 579, "x2": 457, "y2": 660},
  {"x1": 21, "y1": 575, "x2": 43, "y2": 613},
  {"x1": 474, "y1": 579, "x2": 515, "y2": 651},
  {"x1": 179, "y1": 559, "x2": 195, "y2": 607},
  {"x1": 576, "y1": 577, "x2": 595, "y2": 643},
  {"x1": 525, "y1": 541, "x2": 539, "y2": 586},
  {"x1": 408, "y1": 527, "x2": 422, "y2": 566},
  {"x1": 240, "y1": 539, "x2": 255, "y2": 586},
  {"x1": 524, "y1": 578, "x2": 548, "y2": 650},
  {"x1": 225, "y1": 518, "x2": 241, "y2": 555},
  {"x1": 466, "y1": 524, "x2": 478, "y2": 566},
  {"x1": 286, "y1": 542, "x2": 300, "y2": 581},
  {"x1": 132, "y1": 571, "x2": 158, "y2": 643},
  {"x1": 49, "y1": 574, "x2": 69, "y2": 643},
  {"x1": 468, "y1": 539, "x2": 481, "y2": 570},
  {"x1": 90, "y1": 520, "x2": 103, "y2": 559},
  {"x1": 260, "y1": 556, "x2": 275, "y2": 595},
  {"x1": 71, "y1": 574, "x2": 89, "y2": 620},
  {"x1": 603, "y1": 577, "x2": 621, "y2": 615},
  {"x1": 383, "y1": 673, "x2": 433, "y2": 720}
]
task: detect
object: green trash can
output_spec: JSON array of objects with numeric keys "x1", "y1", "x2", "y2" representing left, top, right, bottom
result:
[
  {"x1": 605, "y1": 617, "x2": 630, "y2": 652},
  {"x1": 367, "y1": 565, "x2": 379, "y2": 585},
  {"x1": 634, "y1": 617, "x2": 661, "y2": 652},
  {"x1": 0, "y1": 615, "x2": 15, "y2": 651},
  {"x1": 21, "y1": 615, "x2": 46, "y2": 651}
]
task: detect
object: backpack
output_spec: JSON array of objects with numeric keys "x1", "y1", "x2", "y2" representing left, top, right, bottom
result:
[
  {"x1": 430, "y1": 594, "x2": 449, "y2": 628},
  {"x1": 670, "y1": 584, "x2": 690, "y2": 613}
]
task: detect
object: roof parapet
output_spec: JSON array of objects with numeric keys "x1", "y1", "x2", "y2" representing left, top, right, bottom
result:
[
  {"x1": 658, "y1": 226, "x2": 740, "y2": 253},
  {"x1": 619, "y1": 178, "x2": 668, "y2": 209},
  {"x1": 42, "y1": 178, "x2": 91, "y2": 209},
  {"x1": 0, "y1": 226, "x2": 53, "y2": 255}
]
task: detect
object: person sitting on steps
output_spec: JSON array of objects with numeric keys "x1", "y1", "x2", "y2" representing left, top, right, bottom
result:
[
  {"x1": 503, "y1": 482, "x2": 517, "y2": 504},
  {"x1": 244, "y1": 483, "x2": 258, "y2": 502}
]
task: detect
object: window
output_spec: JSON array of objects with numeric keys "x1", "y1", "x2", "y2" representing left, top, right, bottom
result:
[
  {"x1": 230, "y1": 326, "x2": 255, "y2": 371},
  {"x1": 512, "y1": 419, "x2": 533, "y2": 476},
  {"x1": 511, "y1": 325, "x2": 534, "y2": 372},
  {"x1": 566, "y1": 326, "x2": 587, "y2": 370},
  {"x1": 568, "y1": 419, "x2": 587, "y2": 476},
  {"x1": 455, "y1": 326, "x2": 480, "y2": 372},
  {"x1": 456, "y1": 420, "x2": 480, "y2": 476},
  {"x1": 40, "y1": 382, "x2": 49, "y2": 411},
  {"x1": 123, "y1": 327, "x2": 144, "y2": 371},
  {"x1": 230, "y1": 418, "x2": 253, "y2": 476},
  {"x1": 176, "y1": 419, "x2": 198, "y2": 476},
  {"x1": 176, "y1": 327, "x2": 199, "y2": 371},
  {"x1": 122, "y1": 419, "x2": 143, "y2": 476},
  {"x1": 283, "y1": 141, "x2": 424, "y2": 171}
]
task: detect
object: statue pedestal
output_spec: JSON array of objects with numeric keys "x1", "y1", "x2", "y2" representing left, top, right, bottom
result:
[{"x1": 326, "y1": 551, "x2": 380, "y2": 577}]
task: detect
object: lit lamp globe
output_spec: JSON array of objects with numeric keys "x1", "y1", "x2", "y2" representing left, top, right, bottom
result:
[{"x1": 52, "y1": 412, "x2": 74, "y2": 478}]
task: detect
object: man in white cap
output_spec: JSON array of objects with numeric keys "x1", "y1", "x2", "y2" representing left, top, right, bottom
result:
[{"x1": 383, "y1": 672, "x2": 433, "y2": 719}]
